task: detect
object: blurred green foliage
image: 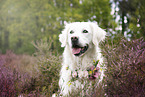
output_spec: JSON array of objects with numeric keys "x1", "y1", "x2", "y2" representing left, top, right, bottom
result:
[
  {"x1": 0, "y1": 0, "x2": 145, "y2": 54},
  {"x1": 0, "y1": 0, "x2": 114, "y2": 54}
]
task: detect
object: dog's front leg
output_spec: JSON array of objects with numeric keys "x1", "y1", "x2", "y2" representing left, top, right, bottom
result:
[{"x1": 59, "y1": 65, "x2": 73, "y2": 96}]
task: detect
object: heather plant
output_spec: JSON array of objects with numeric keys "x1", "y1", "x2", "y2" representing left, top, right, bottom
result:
[
  {"x1": 0, "y1": 58, "x2": 16, "y2": 97},
  {"x1": 1, "y1": 37, "x2": 144, "y2": 97},
  {"x1": 102, "y1": 38, "x2": 145, "y2": 96},
  {"x1": 0, "y1": 51, "x2": 38, "y2": 96}
]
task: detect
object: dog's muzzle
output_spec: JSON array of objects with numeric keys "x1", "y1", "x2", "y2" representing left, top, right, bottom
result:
[{"x1": 71, "y1": 36, "x2": 89, "y2": 56}]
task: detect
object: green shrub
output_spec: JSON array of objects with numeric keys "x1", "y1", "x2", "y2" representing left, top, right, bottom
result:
[{"x1": 32, "y1": 39, "x2": 61, "y2": 96}]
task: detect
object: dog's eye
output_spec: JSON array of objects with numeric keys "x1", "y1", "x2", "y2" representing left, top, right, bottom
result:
[
  {"x1": 70, "y1": 30, "x2": 74, "y2": 34},
  {"x1": 83, "y1": 30, "x2": 88, "y2": 33}
]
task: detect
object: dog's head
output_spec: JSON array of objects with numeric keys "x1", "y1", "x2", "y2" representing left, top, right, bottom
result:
[{"x1": 59, "y1": 22, "x2": 106, "y2": 57}]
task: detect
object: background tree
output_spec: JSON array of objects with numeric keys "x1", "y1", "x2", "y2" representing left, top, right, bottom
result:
[{"x1": 113, "y1": 0, "x2": 145, "y2": 39}]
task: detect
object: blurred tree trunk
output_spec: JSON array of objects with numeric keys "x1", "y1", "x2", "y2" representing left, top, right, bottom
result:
[
  {"x1": 119, "y1": 0, "x2": 127, "y2": 36},
  {"x1": 4, "y1": 30, "x2": 9, "y2": 50},
  {"x1": 139, "y1": 0, "x2": 145, "y2": 39},
  {"x1": 0, "y1": 28, "x2": 2, "y2": 49},
  {"x1": 121, "y1": 11, "x2": 125, "y2": 35}
]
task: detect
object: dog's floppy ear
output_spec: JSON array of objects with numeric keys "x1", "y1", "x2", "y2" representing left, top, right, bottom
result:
[
  {"x1": 90, "y1": 23, "x2": 106, "y2": 46},
  {"x1": 59, "y1": 24, "x2": 70, "y2": 47}
]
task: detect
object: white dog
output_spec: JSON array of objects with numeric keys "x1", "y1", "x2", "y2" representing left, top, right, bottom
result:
[{"x1": 58, "y1": 22, "x2": 106, "y2": 96}]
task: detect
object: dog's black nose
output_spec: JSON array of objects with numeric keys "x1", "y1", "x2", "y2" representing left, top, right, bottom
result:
[
  {"x1": 71, "y1": 36, "x2": 78, "y2": 42},
  {"x1": 71, "y1": 36, "x2": 79, "y2": 47}
]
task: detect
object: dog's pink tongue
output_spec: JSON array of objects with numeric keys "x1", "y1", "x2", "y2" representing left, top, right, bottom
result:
[{"x1": 72, "y1": 48, "x2": 81, "y2": 54}]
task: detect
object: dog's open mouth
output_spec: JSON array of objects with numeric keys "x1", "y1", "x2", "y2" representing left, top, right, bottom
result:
[{"x1": 72, "y1": 44, "x2": 89, "y2": 56}]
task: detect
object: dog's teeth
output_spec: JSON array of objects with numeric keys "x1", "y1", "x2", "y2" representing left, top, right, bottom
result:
[{"x1": 82, "y1": 47, "x2": 85, "y2": 50}]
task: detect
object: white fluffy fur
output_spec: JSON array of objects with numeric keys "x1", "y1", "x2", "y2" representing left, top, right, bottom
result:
[{"x1": 59, "y1": 22, "x2": 106, "y2": 96}]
